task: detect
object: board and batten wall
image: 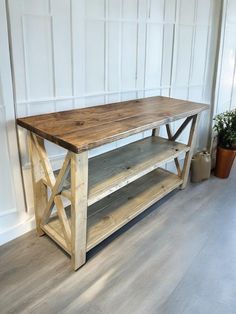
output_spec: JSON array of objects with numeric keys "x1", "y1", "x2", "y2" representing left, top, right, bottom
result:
[
  {"x1": 1, "y1": 0, "x2": 220, "y2": 244},
  {"x1": 214, "y1": 0, "x2": 236, "y2": 115},
  {"x1": 0, "y1": 0, "x2": 30, "y2": 245}
]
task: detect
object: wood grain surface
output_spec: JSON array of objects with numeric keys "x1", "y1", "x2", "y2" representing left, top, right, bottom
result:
[
  {"x1": 17, "y1": 96, "x2": 208, "y2": 153},
  {"x1": 54, "y1": 136, "x2": 189, "y2": 205},
  {"x1": 46, "y1": 168, "x2": 182, "y2": 252}
]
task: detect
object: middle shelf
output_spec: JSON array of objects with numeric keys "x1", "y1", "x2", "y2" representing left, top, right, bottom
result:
[{"x1": 59, "y1": 136, "x2": 189, "y2": 206}]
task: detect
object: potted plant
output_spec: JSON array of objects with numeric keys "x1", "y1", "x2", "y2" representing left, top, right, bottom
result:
[{"x1": 214, "y1": 109, "x2": 236, "y2": 178}]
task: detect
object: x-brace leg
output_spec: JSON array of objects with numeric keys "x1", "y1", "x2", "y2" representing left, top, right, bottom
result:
[
  {"x1": 28, "y1": 132, "x2": 88, "y2": 270},
  {"x1": 158, "y1": 114, "x2": 199, "y2": 189}
]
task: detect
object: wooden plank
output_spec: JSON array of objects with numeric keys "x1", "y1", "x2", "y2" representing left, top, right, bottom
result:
[
  {"x1": 54, "y1": 195, "x2": 71, "y2": 249},
  {"x1": 70, "y1": 152, "x2": 88, "y2": 271},
  {"x1": 28, "y1": 133, "x2": 47, "y2": 236},
  {"x1": 165, "y1": 125, "x2": 182, "y2": 177},
  {"x1": 87, "y1": 168, "x2": 182, "y2": 251},
  {"x1": 46, "y1": 168, "x2": 182, "y2": 253},
  {"x1": 40, "y1": 152, "x2": 71, "y2": 225},
  {"x1": 17, "y1": 96, "x2": 208, "y2": 153},
  {"x1": 171, "y1": 116, "x2": 193, "y2": 141},
  {"x1": 32, "y1": 134, "x2": 56, "y2": 188},
  {"x1": 40, "y1": 224, "x2": 71, "y2": 255},
  {"x1": 88, "y1": 137, "x2": 188, "y2": 205},
  {"x1": 181, "y1": 115, "x2": 199, "y2": 189},
  {"x1": 59, "y1": 136, "x2": 189, "y2": 205}
]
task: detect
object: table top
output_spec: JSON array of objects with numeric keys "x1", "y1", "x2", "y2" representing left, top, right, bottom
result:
[{"x1": 17, "y1": 96, "x2": 208, "y2": 153}]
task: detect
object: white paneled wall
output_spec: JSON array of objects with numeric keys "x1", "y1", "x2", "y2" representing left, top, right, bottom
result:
[
  {"x1": 215, "y1": 0, "x2": 236, "y2": 115},
  {"x1": 0, "y1": 79, "x2": 15, "y2": 215},
  {"x1": 7, "y1": 0, "x2": 219, "y2": 213},
  {"x1": 0, "y1": 0, "x2": 30, "y2": 245}
]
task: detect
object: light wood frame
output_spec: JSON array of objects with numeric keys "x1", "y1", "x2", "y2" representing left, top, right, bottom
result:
[{"x1": 28, "y1": 113, "x2": 199, "y2": 271}]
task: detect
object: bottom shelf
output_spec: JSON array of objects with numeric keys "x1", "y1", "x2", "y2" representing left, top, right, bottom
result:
[{"x1": 43, "y1": 168, "x2": 183, "y2": 253}]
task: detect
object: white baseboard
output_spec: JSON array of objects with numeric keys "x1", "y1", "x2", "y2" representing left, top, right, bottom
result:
[
  {"x1": 0, "y1": 208, "x2": 17, "y2": 217},
  {"x1": 0, "y1": 214, "x2": 35, "y2": 246}
]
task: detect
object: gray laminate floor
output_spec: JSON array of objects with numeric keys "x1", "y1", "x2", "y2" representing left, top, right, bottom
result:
[{"x1": 1, "y1": 167, "x2": 236, "y2": 314}]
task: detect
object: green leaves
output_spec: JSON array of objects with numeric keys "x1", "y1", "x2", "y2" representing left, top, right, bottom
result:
[{"x1": 214, "y1": 110, "x2": 236, "y2": 149}]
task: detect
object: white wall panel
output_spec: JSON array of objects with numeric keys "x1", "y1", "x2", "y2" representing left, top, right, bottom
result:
[
  {"x1": 161, "y1": 25, "x2": 174, "y2": 87},
  {"x1": 150, "y1": 0, "x2": 165, "y2": 21},
  {"x1": 231, "y1": 87, "x2": 236, "y2": 110},
  {"x1": 121, "y1": 23, "x2": 137, "y2": 90},
  {"x1": 107, "y1": 22, "x2": 121, "y2": 91},
  {"x1": 196, "y1": 0, "x2": 211, "y2": 24},
  {"x1": 85, "y1": 95, "x2": 106, "y2": 107},
  {"x1": 179, "y1": 0, "x2": 195, "y2": 24},
  {"x1": 191, "y1": 27, "x2": 208, "y2": 85},
  {"x1": 171, "y1": 87, "x2": 188, "y2": 100},
  {"x1": 86, "y1": 21, "x2": 105, "y2": 93},
  {"x1": 175, "y1": 26, "x2": 194, "y2": 87},
  {"x1": 121, "y1": 91, "x2": 137, "y2": 101},
  {"x1": 86, "y1": 0, "x2": 105, "y2": 19},
  {"x1": 227, "y1": 0, "x2": 236, "y2": 24},
  {"x1": 108, "y1": 0, "x2": 122, "y2": 19},
  {"x1": 123, "y1": 0, "x2": 138, "y2": 19},
  {"x1": 0, "y1": 105, "x2": 15, "y2": 213},
  {"x1": 50, "y1": 0, "x2": 72, "y2": 97},
  {"x1": 8, "y1": 1, "x2": 27, "y2": 102},
  {"x1": 136, "y1": 22, "x2": 146, "y2": 91},
  {"x1": 138, "y1": 0, "x2": 148, "y2": 19},
  {"x1": 23, "y1": 15, "x2": 53, "y2": 100},
  {"x1": 0, "y1": 0, "x2": 26, "y2": 244},
  {"x1": 9, "y1": 0, "x2": 217, "y2": 114},
  {"x1": 145, "y1": 24, "x2": 163, "y2": 88},
  {"x1": 55, "y1": 99, "x2": 74, "y2": 112},
  {"x1": 164, "y1": 0, "x2": 176, "y2": 22},
  {"x1": 23, "y1": 0, "x2": 49, "y2": 15},
  {"x1": 145, "y1": 89, "x2": 161, "y2": 98},
  {"x1": 213, "y1": 0, "x2": 236, "y2": 115},
  {"x1": 189, "y1": 86, "x2": 204, "y2": 102},
  {"x1": 161, "y1": 88, "x2": 170, "y2": 97},
  {"x1": 216, "y1": 24, "x2": 236, "y2": 113},
  {"x1": 71, "y1": 0, "x2": 86, "y2": 98},
  {"x1": 29, "y1": 101, "x2": 54, "y2": 116}
]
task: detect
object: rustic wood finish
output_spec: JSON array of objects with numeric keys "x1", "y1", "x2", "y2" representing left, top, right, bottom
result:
[
  {"x1": 46, "y1": 168, "x2": 182, "y2": 252},
  {"x1": 70, "y1": 152, "x2": 89, "y2": 270},
  {"x1": 20, "y1": 97, "x2": 208, "y2": 270},
  {"x1": 17, "y1": 96, "x2": 208, "y2": 153},
  {"x1": 28, "y1": 134, "x2": 47, "y2": 237},
  {"x1": 54, "y1": 136, "x2": 190, "y2": 206}
]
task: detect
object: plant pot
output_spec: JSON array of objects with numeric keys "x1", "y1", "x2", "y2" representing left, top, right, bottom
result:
[{"x1": 215, "y1": 146, "x2": 236, "y2": 179}]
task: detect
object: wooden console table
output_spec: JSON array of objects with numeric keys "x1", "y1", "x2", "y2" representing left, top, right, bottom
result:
[{"x1": 17, "y1": 96, "x2": 208, "y2": 270}]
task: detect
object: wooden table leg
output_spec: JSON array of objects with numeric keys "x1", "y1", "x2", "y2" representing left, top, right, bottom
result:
[
  {"x1": 29, "y1": 132, "x2": 89, "y2": 270},
  {"x1": 71, "y1": 151, "x2": 89, "y2": 271},
  {"x1": 28, "y1": 132, "x2": 47, "y2": 236},
  {"x1": 165, "y1": 124, "x2": 182, "y2": 177},
  {"x1": 164, "y1": 114, "x2": 200, "y2": 188},
  {"x1": 181, "y1": 114, "x2": 199, "y2": 189}
]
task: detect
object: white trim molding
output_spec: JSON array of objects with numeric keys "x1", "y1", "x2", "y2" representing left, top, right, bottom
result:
[{"x1": 0, "y1": 212, "x2": 35, "y2": 246}]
